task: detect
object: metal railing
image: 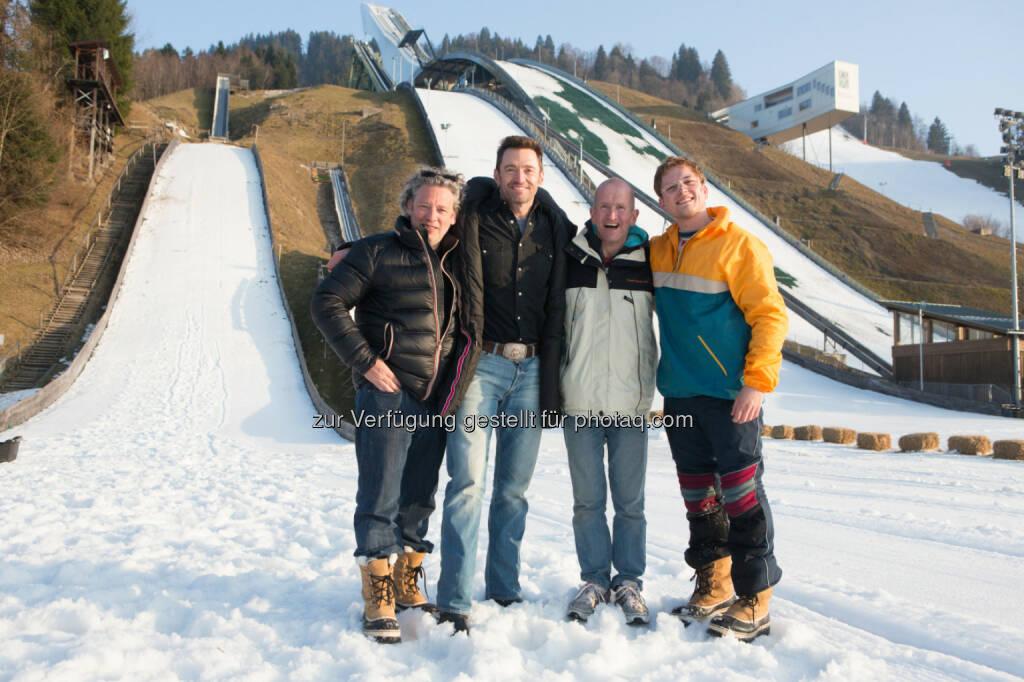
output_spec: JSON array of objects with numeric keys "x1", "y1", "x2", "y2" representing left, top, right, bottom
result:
[
  {"x1": 58, "y1": 141, "x2": 160, "y2": 309},
  {"x1": 901, "y1": 381, "x2": 1013, "y2": 406}
]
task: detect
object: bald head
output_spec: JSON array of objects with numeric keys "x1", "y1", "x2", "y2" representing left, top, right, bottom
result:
[{"x1": 590, "y1": 178, "x2": 639, "y2": 260}]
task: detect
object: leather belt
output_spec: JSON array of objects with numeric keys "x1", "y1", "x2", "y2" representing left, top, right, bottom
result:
[{"x1": 482, "y1": 340, "x2": 538, "y2": 361}]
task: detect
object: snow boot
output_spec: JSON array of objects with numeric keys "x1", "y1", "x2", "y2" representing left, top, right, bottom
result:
[
  {"x1": 671, "y1": 556, "x2": 736, "y2": 626},
  {"x1": 707, "y1": 587, "x2": 771, "y2": 642},
  {"x1": 392, "y1": 547, "x2": 435, "y2": 613},
  {"x1": 358, "y1": 556, "x2": 401, "y2": 643}
]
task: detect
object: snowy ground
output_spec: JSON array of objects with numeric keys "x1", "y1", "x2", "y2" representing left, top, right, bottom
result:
[
  {"x1": 781, "y1": 127, "x2": 1024, "y2": 232},
  {"x1": 498, "y1": 61, "x2": 895, "y2": 362},
  {"x1": 2, "y1": 128, "x2": 1024, "y2": 681}
]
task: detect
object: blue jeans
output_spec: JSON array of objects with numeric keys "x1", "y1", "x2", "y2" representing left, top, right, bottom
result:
[
  {"x1": 353, "y1": 383, "x2": 446, "y2": 559},
  {"x1": 563, "y1": 423, "x2": 647, "y2": 590},
  {"x1": 437, "y1": 352, "x2": 542, "y2": 614}
]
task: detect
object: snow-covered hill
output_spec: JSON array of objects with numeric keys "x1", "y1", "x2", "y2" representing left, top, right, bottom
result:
[
  {"x1": 781, "y1": 126, "x2": 1024, "y2": 233},
  {"x1": 498, "y1": 60, "x2": 896, "y2": 364},
  {"x1": 2, "y1": 123, "x2": 1023, "y2": 680}
]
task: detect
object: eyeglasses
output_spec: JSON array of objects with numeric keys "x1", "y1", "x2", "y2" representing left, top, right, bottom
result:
[{"x1": 420, "y1": 169, "x2": 461, "y2": 182}]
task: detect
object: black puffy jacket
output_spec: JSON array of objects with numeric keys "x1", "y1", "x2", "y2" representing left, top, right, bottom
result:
[{"x1": 311, "y1": 216, "x2": 459, "y2": 401}]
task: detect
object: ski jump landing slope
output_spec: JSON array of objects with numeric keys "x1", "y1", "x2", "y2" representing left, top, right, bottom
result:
[
  {"x1": 782, "y1": 126, "x2": 1024, "y2": 232},
  {"x1": 2, "y1": 135, "x2": 1024, "y2": 678},
  {"x1": 499, "y1": 60, "x2": 896, "y2": 363}
]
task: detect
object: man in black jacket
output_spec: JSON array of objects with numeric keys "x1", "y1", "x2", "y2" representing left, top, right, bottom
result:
[
  {"x1": 311, "y1": 167, "x2": 464, "y2": 644},
  {"x1": 435, "y1": 136, "x2": 576, "y2": 633}
]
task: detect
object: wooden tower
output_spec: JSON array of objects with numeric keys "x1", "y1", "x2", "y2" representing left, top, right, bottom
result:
[{"x1": 66, "y1": 40, "x2": 125, "y2": 179}]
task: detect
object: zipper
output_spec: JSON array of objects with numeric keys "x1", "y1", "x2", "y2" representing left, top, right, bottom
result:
[
  {"x1": 441, "y1": 329, "x2": 472, "y2": 414},
  {"x1": 697, "y1": 334, "x2": 728, "y2": 376}
]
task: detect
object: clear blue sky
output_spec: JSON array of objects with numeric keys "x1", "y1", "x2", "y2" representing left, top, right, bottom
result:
[{"x1": 131, "y1": 0, "x2": 1022, "y2": 156}]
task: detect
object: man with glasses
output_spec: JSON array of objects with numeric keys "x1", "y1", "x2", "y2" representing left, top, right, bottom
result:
[
  {"x1": 434, "y1": 136, "x2": 576, "y2": 634},
  {"x1": 650, "y1": 156, "x2": 787, "y2": 642}
]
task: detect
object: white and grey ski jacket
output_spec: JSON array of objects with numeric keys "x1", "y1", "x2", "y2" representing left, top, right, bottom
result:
[{"x1": 560, "y1": 223, "x2": 658, "y2": 417}]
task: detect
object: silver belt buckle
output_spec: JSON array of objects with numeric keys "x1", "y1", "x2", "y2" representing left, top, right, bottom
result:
[{"x1": 502, "y1": 342, "x2": 527, "y2": 362}]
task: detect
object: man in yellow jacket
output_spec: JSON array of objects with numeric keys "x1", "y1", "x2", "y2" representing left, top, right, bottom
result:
[{"x1": 649, "y1": 156, "x2": 787, "y2": 642}]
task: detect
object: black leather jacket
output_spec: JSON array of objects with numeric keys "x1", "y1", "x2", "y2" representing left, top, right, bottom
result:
[
  {"x1": 438, "y1": 177, "x2": 577, "y2": 418},
  {"x1": 311, "y1": 216, "x2": 459, "y2": 401}
]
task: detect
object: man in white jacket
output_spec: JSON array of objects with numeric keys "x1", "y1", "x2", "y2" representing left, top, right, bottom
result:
[{"x1": 561, "y1": 178, "x2": 657, "y2": 625}]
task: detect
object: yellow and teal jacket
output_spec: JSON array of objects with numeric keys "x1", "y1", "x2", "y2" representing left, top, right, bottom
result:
[{"x1": 649, "y1": 206, "x2": 788, "y2": 400}]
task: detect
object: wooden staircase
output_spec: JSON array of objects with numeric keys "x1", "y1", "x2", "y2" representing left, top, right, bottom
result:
[{"x1": 0, "y1": 143, "x2": 165, "y2": 392}]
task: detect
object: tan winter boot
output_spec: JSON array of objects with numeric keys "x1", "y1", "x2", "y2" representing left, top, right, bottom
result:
[
  {"x1": 707, "y1": 587, "x2": 772, "y2": 642},
  {"x1": 358, "y1": 556, "x2": 401, "y2": 643},
  {"x1": 392, "y1": 547, "x2": 436, "y2": 613},
  {"x1": 670, "y1": 556, "x2": 736, "y2": 625}
]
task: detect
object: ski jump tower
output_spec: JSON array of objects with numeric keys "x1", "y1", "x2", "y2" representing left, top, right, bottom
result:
[{"x1": 360, "y1": 3, "x2": 435, "y2": 87}]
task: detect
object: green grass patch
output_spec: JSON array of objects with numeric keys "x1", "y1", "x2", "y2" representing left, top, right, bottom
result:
[
  {"x1": 533, "y1": 77, "x2": 667, "y2": 167},
  {"x1": 534, "y1": 95, "x2": 609, "y2": 165},
  {"x1": 774, "y1": 267, "x2": 797, "y2": 289}
]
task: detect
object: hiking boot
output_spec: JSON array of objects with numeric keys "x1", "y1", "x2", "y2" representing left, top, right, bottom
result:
[
  {"x1": 437, "y1": 610, "x2": 470, "y2": 635},
  {"x1": 611, "y1": 579, "x2": 649, "y2": 626},
  {"x1": 671, "y1": 556, "x2": 736, "y2": 626},
  {"x1": 707, "y1": 587, "x2": 772, "y2": 642},
  {"x1": 358, "y1": 556, "x2": 400, "y2": 643},
  {"x1": 392, "y1": 547, "x2": 436, "y2": 613},
  {"x1": 566, "y1": 582, "x2": 609, "y2": 622}
]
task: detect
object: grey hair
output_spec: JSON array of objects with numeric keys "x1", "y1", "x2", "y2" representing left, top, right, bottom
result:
[{"x1": 399, "y1": 166, "x2": 466, "y2": 215}]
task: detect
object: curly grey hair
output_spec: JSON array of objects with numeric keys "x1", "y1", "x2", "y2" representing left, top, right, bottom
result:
[{"x1": 399, "y1": 166, "x2": 466, "y2": 215}]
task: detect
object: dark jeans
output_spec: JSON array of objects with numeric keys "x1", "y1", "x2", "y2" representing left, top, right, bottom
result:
[
  {"x1": 664, "y1": 395, "x2": 781, "y2": 595},
  {"x1": 353, "y1": 383, "x2": 447, "y2": 559}
]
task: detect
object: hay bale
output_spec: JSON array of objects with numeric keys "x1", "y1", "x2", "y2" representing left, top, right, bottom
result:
[
  {"x1": 993, "y1": 440, "x2": 1024, "y2": 461},
  {"x1": 793, "y1": 425, "x2": 823, "y2": 441},
  {"x1": 761, "y1": 424, "x2": 771, "y2": 437},
  {"x1": 770, "y1": 425, "x2": 794, "y2": 440},
  {"x1": 856, "y1": 432, "x2": 891, "y2": 451},
  {"x1": 898, "y1": 432, "x2": 940, "y2": 452},
  {"x1": 823, "y1": 427, "x2": 856, "y2": 444},
  {"x1": 947, "y1": 435, "x2": 992, "y2": 456}
]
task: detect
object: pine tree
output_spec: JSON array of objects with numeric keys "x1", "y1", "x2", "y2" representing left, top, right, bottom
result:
[
  {"x1": 927, "y1": 117, "x2": 950, "y2": 154},
  {"x1": 593, "y1": 45, "x2": 608, "y2": 80},
  {"x1": 676, "y1": 44, "x2": 701, "y2": 84},
  {"x1": 710, "y1": 49, "x2": 731, "y2": 99}
]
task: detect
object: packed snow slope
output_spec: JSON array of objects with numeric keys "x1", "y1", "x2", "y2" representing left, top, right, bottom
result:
[
  {"x1": 498, "y1": 60, "x2": 895, "y2": 362},
  {"x1": 782, "y1": 126, "x2": 1024, "y2": 233},
  {"x1": 2, "y1": 141, "x2": 1023, "y2": 680}
]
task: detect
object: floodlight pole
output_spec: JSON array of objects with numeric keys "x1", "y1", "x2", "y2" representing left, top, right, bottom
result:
[
  {"x1": 918, "y1": 302, "x2": 924, "y2": 391},
  {"x1": 1010, "y1": 157, "x2": 1020, "y2": 408}
]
